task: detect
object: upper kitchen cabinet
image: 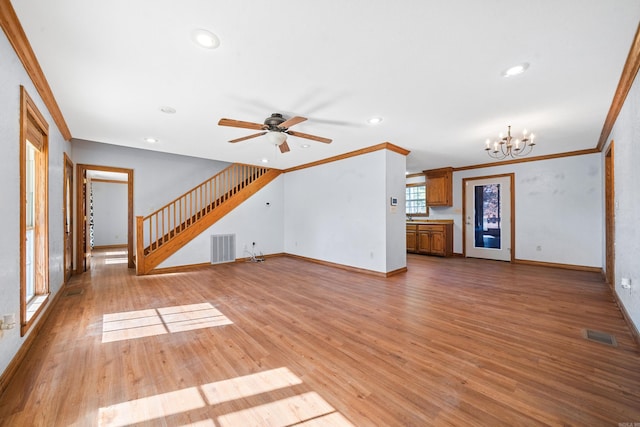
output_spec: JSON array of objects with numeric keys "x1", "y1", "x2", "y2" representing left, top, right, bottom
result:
[{"x1": 423, "y1": 167, "x2": 453, "y2": 206}]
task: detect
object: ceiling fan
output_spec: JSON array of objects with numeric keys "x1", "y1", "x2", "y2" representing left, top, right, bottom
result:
[{"x1": 218, "y1": 113, "x2": 332, "y2": 153}]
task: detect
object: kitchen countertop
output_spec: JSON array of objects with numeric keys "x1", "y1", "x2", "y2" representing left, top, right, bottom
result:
[{"x1": 406, "y1": 219, "x2": 454, "y2": 225}]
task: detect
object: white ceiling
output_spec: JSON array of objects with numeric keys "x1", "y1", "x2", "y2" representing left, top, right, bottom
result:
[{"x1": 11, "y1": 1, "x2": 640, "y2": 172}]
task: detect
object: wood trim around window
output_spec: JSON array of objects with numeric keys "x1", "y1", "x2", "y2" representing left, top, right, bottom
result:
[
  {"x1": 405, "y1": 182, "x2": 429, "y2": 217},
  {"x1": 20, "y1": 86, "x2": 50, "y2": 336}
]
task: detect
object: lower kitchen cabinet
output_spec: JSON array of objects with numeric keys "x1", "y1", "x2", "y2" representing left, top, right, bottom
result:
[{"x1": 406, "y1": 222, "x2": 453, "y2": 257}]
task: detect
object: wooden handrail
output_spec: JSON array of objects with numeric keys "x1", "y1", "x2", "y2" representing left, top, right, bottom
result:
[{"x1": 137, "y1": 163, "x2": 270, "y2": 263}]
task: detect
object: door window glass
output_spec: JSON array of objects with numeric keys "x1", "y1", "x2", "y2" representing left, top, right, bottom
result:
[{"x1": 473, "y1": 184, "x2": 501, "y2": 249}]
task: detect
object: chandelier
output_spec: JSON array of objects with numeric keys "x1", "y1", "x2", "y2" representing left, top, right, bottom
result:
[{"x1": 484, "y1": 125, "x2": 536, "y2": 160}]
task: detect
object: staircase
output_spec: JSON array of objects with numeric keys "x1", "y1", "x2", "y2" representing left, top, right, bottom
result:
[{"x1": 135, "y1": 163, "x2": 281, "y2": 275}]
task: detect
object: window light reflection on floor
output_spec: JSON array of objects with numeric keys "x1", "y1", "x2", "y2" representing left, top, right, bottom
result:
[
  {"x1": 98, "y1": 367, "x2": 354, "y2": 427},
  {"x1": 201, "y1": 367, "x2": 302, "y2": 405},
  {"x1": 177, "y1": 421, "x2": 216, "y2": 427},
  {"x1": 98, "y1": 250, "x2": 128, "y2": 264},
  {"x1": 104, "y1": 257, "x2": 128, "y2": 265},
  {"x1": 101, "y1": 302, "x2": 232, "y2": 343},
  {"x1": 103, "y1": 250, "x2": 127, "y2": 256},
  {"x1": 98, "y1": 387, "x2": 205, "y2": 427},
  {"x1": 217, "y1": 392, "x2": 338, "y2": 427}
]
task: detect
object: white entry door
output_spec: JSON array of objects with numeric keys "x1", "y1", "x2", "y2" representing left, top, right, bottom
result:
[{"x1": 464, "y1": 175, "x2": 513, "y2": 261}]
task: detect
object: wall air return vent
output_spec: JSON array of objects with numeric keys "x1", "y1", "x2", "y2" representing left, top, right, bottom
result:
[{"x1": 211, "y1": 234, "x2": 236, "y2": 264}]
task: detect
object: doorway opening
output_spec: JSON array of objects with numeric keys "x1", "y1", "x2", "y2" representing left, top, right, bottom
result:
[
  {"x1": 76, "y1": 164, "x2": 134, "y2": 272},
  {"x1": 463, "y1": 174, "x2": 514, "y2": 261},
  {"x1": 63, "y1": 154, "x2": 74, "y2": 283}
]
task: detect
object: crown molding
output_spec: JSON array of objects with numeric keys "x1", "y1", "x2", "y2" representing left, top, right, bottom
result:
[
  {"x1": 596, "y1": 22, "x2": 640, "y2": 151},
  {"x1": 0, "y1": 0, "x2": 71, "y2": 140},
  {"x1": 284, "y1": 142, "x2": 409, "y2": 173},
  {"x1": 454, "y1": 148, "x2": 600, "y2": 172}
]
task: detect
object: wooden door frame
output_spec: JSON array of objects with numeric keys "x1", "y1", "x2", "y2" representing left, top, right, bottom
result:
[
  {"x1": 63, "y1": 153, "x2": 74, "y2": 283},
  {"x1": 76, "y1": 164, "x2": 134, "y2": 270},
  {"x1": 605, "y1": 143, "x2": 615, "y2": 288},
  {"x1": 462, "y1": 173, "x2": 515, "y2": 261}
]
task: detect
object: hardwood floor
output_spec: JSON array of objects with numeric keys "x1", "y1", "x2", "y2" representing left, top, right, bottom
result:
[{"x1": 1, "y1": 250, "x2": 639, "y2": 426}]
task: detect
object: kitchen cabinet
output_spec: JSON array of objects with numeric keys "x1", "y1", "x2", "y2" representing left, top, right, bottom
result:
[
  {"x1": 423, "y1": 167, "x2": 453, "y2": 206},
  {"x1": 406, "y1": 227, "x2": 417, "y2": 252},
  {"x1": 406, "y1": 221, "x2": 453, "y2": 257}
]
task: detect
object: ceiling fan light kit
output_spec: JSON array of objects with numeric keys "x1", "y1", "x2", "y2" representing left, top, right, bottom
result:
[
  {"x1": 484, "y1": 125, "x2": 536, "y2": 160},
  {"x1": 266, "y1": 131, "x2": 287, "y2": 146},
  {"x1": 218, "y1": 113, "x2": 332, "y2": 154}
]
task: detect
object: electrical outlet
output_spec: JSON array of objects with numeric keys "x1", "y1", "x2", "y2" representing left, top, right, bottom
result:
[{"x1": 0, "y1": 314, "x2": 16, "y2": 330}]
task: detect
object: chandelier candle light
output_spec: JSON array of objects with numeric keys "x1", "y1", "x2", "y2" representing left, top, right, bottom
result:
[{"x1": 485, "y1": 125, "x2": 536, "y2": 160}]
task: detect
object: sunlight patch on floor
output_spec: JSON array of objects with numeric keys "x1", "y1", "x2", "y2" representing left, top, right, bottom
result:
[
  {"x1": 201, "y1": 367, "x2": 303, "y2": 405},
  {"x1": 97, "y1": 367, "x2": 354, "y2": 427},
  {"x1": 104, "y1": 257, "x2": 128, "y2": 265},
  {"x1": 159, "y1": 303, "x2": 233, "y2": 333},
  {"x1": 217, "y1": 392, "x2": 337, "y2": 427},
  {"x1": 102, "y1": 302, "x2": 232, "y2": 343},
  {"x1": 177, "y1": 420, "x2": 216, "y2": 427},
  {"x1": 102, "y1": 250, "x2": 127, "y2": 256},
  {"x1": 296, "y1": 411, "x2": 354, "y2": 426},
  {"x1": 98, "y1": 387, "x2": 205, "y2": 427}
]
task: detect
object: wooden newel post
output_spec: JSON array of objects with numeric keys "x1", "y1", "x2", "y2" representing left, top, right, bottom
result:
[{"x1": 136, "y1": 215, "x2": 144, "y2": 275}]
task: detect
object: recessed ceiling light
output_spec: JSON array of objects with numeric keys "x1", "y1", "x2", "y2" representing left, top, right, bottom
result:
[
  {"x1": 192, "y1": 29, "x2": 220, "y2": 49},
  {"x1": 502, "y1": 62, "x2": 530, "y2": 77},
  {"x1": 144, "y1": 137, "x2": 158, "y2": 144},
  {"x1": 261, "y1": 158, "x2": 269, "y2": 164},
  {"x1": 160, "y1": 106, "x2": 176, "y2": 114},
  {"x1": 368, "y1": 116, "x2": 383, "y2": 125},
  {"x1": 301, "y1": 144, "x2": 310, "y2": 148}
]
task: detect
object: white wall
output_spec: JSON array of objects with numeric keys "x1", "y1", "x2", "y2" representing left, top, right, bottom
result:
[
  {"x1": 71, "y1": 140, "x2": 230, "y2": 217},
  {"x1": 426, "y1": 153, "x2": 602, "y2": 267},
  {"x1": 385, "y1": 150, "x2": 408, "y2": 272},
  {"x1": 158, "y1": 175, "x2": 285, "y2": 268},
  {"x1": 0, "y1": 30, "x2": 71, "y2": 376},
  {"x1": 606, "y1": 70, "x2": 640, "y2": 332},
  {"x1": 91, "y1": 181, "x2": 128, "y2": 247},
  {"x1": 284, "y1": 149, "x2": 406, "y2": 274}
]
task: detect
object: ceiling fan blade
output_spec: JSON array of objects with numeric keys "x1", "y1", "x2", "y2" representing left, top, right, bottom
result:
[
  {"x1": 286, "y1": 130, "x2": 332, "y2": 144},
  {"x1": 278, "y1": 116, "x2": 307, "y2": 129},
  {"x1": 218, "y1": 118, "x2": 265, "y2": 130},
  {"x1": 228, "y1": 132, "x2": 266, "y2": 143},
  {"x1": 279, "y1": 141, "x2": 290, "y2": 153}
]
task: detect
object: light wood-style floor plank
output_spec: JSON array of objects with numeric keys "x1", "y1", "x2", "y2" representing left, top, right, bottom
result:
[{"x1": 0, "y1": 251, "x2": 639, "y2": 426}]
